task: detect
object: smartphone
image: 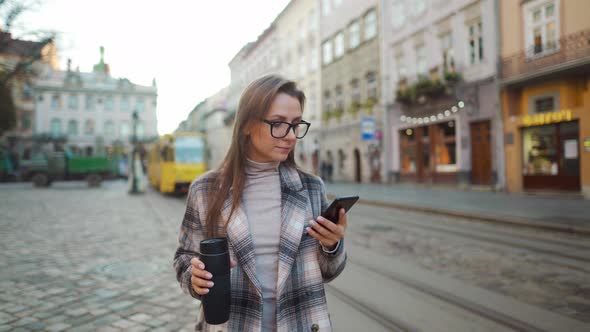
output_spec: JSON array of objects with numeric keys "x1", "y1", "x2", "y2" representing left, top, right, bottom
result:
[{"x1": 321, "y1": 195, "x2": 359, "y2": 224}]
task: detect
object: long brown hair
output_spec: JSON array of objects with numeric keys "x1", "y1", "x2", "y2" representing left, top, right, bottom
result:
[{"x1": 205, "y1": 75, "x2": 306, "y2": 237}]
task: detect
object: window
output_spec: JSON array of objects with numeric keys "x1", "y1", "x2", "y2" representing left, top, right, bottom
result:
[
  {"x1": 84, "y1": 119, "x2": 95, "y2": 135},
  {"x1": 51, "y1": 119, "x2": 61, "y2": 137},
  {"x1": 67, "y1": 120, "x2": 78, "y2": 135},
  {"x1": 21, "y1": 113, "x2": 31, "y2": 130},
  {"x1": 310, "y1": 47, "x2": 318, "y2": 72},
  {"x1": 525, "y1": 1, "x2": 558, "y2": 56},
  {"x1": 334, "y1": 32, "x2": 344, "y2": 58},
  {"x1": 120, "y1": 122, "x2": 130, "y2": 138},
  {"x1": 299, "y1": 55, "x2": 306, "y2": 78},
  {"x1": 395, "y1": 53, "x2": 407, "y2": 79},
  {"x1": 137, "y1": 122, "x2": 145, "y2": 138},
  {"x1": 309, "y1": 8, "x2": 318, "y2": 32},
  {"x1": 22, "y1": 84, "x2": 33, "y2": 100},
  {"x1": 400, "y1": 128, "x2": 417, "y2": 172},
  {"x1": 322, "y1": 0, "x2": 331, "y2": 16},
  {"x1": 364, "y1": 10, "x2": 377, "y2": 41},
  {"x1": 435, "y1": 121, "x2": 457, "y2": 172},
  {"x1": 104, "y1": 96, "x2": 114, "y2": 111},
  {"x1": 468, "y1": 20, "x2": 484, "y2": 65},
  {"x1": 413, "y1": 0, "x2": 426, "y2": 16},
  {"x1": 322, "y1": 40, "x2": 333, "y2": 65},
  {"x1": 104, "y1": 120, "x2": 115, "y2": 137},
  {"x1": 349, "y1": 21, "x2": 360, "y2": 49},
  {"x1": 367, "y1": 72, "x2": 377, "y2": 99},
  {"x1": 51, "y1": 94, "x2": 60, "y2": 110},
  {"x1": 335, "y1": 85, "x2": 343, "y2": 110},
  {"x1": 120, "y1": 96, "x2": 129, "y2": 111},
  {"x1": 392, "y1": 0, "x2": 406, "y2": 28},
  {"x1": 440, "y1": 32, "x2": 455, "y2": 72},
  {"x1": 323, "y1": 90, "x2": 331, "y2": 115},
  {"x1": 298, "y1": 19, "x2": 305, "y2": 40},
  {"x1": 135, "y1": 98, "x2": 145, "y2": 112},
  {"x1": 530, "y1": 93, "x2": 558, "y2": 114},
  {"x1": 522, "y1": 125, "x2": 557, "y2": 175},
  {"x1": 351, "y1": 79, "x2": 360, "y2": 104},
  {"x1": 85, "y1": 95, "x2": 95, "y2": 111},
  {"x1": 416, "y1": 45, "x2": 427, "y2": 75},
  {"x1": 68, "y1": 94, "x2": 78, "y2": 110}
]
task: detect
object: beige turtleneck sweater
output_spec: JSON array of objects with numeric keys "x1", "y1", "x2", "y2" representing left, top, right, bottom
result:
[{"x1": 243, "y1": 158, "x2": 281, "y2": 331}]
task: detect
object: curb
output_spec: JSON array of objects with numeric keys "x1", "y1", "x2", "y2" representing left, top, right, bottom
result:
[{"x1": 327, "y1": 194, "x2": 590, "y2": 236}]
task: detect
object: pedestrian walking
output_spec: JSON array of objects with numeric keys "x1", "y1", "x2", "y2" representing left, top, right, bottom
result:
[{"x1": 173, "y1": 75, "x2": 348, "y2": 331}]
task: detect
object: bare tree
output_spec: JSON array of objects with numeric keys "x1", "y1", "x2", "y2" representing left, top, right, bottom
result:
[{"x1": 0, "y1": 0, "x2": 56, "y2": 135}]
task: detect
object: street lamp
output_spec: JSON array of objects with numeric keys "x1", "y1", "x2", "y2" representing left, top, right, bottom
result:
[{"x1": 129, "y1": 110, "x2": 140, "y2": 194}]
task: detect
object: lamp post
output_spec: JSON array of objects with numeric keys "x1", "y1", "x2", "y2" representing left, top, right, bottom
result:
[{"x1": 129, "y1": 110, "x2": 139, "y2": 194}]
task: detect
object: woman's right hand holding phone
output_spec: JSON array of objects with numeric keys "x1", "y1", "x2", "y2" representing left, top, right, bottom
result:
[{"x1": 190, "y1": 257, "x2": 237, "y2": 295}]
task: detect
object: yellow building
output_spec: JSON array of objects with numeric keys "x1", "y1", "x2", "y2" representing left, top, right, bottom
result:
[{"x1": 500, "y1": 0, "x2": 590, "y2": 197}]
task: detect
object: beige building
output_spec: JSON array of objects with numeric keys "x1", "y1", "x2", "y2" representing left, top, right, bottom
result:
[
  {"x1": 499, "y1": 0, "x2": 590, "y2": 197},
  {"x1": 320, "y1": 0, "x2": 382, "y2": 183},
  {"x1": 274, "y1": 0, "x2": 322, "y2": 174}
]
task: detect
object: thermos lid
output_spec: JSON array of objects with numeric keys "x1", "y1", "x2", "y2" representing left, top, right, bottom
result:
[{"x1": 200, "y1": 237, "x2": 228, "y2": 255}]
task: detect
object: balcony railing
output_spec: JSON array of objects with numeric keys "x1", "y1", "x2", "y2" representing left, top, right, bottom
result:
[{"x1": 501, "y1": 29, "x2": 590, "y2": 83}]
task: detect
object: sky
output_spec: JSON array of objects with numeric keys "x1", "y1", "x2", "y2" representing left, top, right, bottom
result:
[{"x1": 11, "y1": 0, "x2": 290, "y2": 135}]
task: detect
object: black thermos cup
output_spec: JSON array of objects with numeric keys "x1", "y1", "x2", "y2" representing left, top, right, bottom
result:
[{"x1": 199, "y1": 237, "x2": 231, "y2": 325}]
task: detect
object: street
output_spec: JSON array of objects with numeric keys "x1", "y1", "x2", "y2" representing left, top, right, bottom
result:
[{"x1": 0, "y1": 180, "x2": 589, "y2": 331}]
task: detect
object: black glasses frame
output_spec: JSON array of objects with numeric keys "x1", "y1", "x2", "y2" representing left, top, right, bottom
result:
[{"x1": 262, "y1": 120, "x2": 311, "y2": 139}]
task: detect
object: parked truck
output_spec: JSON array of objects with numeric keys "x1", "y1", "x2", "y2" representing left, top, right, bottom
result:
[{"x1": 21, "y1": 149, "x2": 118, "y2": 187}]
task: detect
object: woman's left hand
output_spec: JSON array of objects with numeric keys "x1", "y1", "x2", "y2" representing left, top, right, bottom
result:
[{"x1": 306, "y1": 208, "x2": 347, "y2": 250}]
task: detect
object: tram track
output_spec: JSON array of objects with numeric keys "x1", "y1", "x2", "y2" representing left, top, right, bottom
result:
[
  {"x1": 341, "y1": 256, "x2": 551, "y2": 332},
  {"x1": 353, "y1": 207, "x2": 590, "y2": 272}
]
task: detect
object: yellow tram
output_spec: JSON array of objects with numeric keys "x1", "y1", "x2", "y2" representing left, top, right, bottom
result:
[{"x1": 147, "y1": 133, "x2": 207, "y2": 193}]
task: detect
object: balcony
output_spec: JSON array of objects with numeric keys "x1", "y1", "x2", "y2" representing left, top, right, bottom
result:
[{"x1": 501, "y1": 29, "x2": 590, "y2": 85}]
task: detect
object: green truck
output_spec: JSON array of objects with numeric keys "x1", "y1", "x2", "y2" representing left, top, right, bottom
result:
[{"x1": 21, "y1": 149, "x2": 119, "y2": 187}]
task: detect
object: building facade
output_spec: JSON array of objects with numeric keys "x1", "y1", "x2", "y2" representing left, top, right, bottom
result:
[
  {"x1": 319, "y1": 0, "x2": 382, "y2": 183},
  {"x1": 382, "y1": 0, "x2": 503, "y2": 187},
  {"x1": 274, "y1": 0, "x2": 322, "y2": 174},
  {"x1": 499, "y1": 0, "x2": 590, "y2": 197},
  {"x1": 33, "y1": 50, "x2": 158, "y2": 155},
  {"x1": 1, "y1": 31, "x2": 59, "y2": 161}
]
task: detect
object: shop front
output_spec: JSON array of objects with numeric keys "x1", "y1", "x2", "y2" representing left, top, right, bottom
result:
[
  {"x1": 522, "y1": 119, "x2": 580, "y2": 191},
  {"x1": 399, "y1": 120, "x2": 458, "y2": 183},
  {"x1": 502, "y1": 73, "x2": 590, "y2": 198}
]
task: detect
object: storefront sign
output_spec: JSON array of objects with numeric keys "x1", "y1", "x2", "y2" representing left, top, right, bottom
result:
[{"x1": 522, "y1": 109, "x2": 572, "y2": 127}]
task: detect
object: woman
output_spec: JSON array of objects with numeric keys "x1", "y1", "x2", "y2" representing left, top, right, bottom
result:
[{"x1": 173, "y1": 75, "x2": 347, "y2": 331}]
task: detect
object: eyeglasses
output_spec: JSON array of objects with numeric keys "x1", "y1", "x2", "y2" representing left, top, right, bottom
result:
[{"x1": 262, "y1": 120, "x2": 311, "y2": 139}]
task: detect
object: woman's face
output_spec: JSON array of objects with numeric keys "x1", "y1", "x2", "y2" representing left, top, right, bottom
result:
[{"x1": 247, "y1": 93, "x2": 303, "y2": 163}]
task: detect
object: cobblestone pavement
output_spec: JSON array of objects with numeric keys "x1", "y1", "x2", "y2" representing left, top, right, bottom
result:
[
  {"x1": 347, "y1": 205, "x2": 590, "y2": 324},
  {"x1": 2, "y1": 181, "x2": 589, "y2": 331},
  {"x1": 0, "y1": 181, "x2": 196, "y2": 332}
]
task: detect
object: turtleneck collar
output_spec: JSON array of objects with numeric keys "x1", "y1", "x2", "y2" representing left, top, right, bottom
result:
[{"x1": 245, "y1": 158, "x2": 280, "y2": 176}]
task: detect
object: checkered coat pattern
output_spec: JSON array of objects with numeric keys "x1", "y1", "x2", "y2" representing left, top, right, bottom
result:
[{"x1": 173, "y1": 163, "x2": 347, "y2": 332}]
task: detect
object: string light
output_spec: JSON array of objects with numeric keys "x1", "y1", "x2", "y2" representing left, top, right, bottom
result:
[{"x1": 399, "y1": 100, "x2": 465, "y2": 125}]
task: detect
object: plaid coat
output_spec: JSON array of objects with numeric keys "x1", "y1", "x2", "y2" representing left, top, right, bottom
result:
[{"x1": 173, "y1": 163, "x2": 347, "y2": 332}]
